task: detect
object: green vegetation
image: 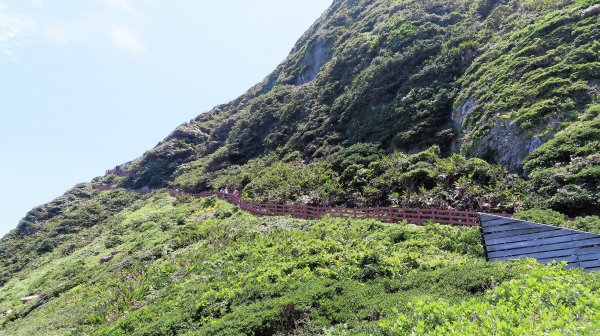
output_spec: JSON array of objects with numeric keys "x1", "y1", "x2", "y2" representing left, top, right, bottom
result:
[
  {"x1": 361, "y1": 263, "x2": 600, "y2": 335},
  {"x1": 118, "y1": 0, "x2": 598, "y2": 216},
  {"x1": 0, "y1": 186, "x2": 141, "y2": 287},
  {"x1": 177, "y1": 145, "x2": 526, "y2": 213},
  {"x1": 2, "y1": 0, "x2": 600, "y2": 334},
  {"x1": 2, "y1": 193, "x2": 598, "y2": 335},
  {"x1": 515, "y1": 208, "x2": 600, "y2": 234},
  {"x1": 456, "y1": 0, "x2": 599, "y2": 166},
  {"x1": 524, "y1": 114, "x2": 600, "y2": 215}
]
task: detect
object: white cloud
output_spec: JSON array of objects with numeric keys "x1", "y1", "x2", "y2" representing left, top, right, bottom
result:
[
  {"x1": 30, "y1": 0, "x2": 44, "y2": 9},
  {"x1": 0, "y1": 1, "x2": 147, "y2": 59},
  {"x1": 43, "y1": 20, "x2": 85, "y2": 45},
  {"x1": 43, "y1": 17, "x2": 147, "y2": 54},
  {"x1": 106, "y1": 0, "x2": 133, "y2": 13},
  {"x1": 109, "y1": 25, "x2": 146, "y2": 53},
  {"x1": 0, "y1": 4, "x2": 36, "y2": 60}
]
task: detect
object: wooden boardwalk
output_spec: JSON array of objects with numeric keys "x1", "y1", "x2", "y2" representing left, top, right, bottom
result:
[{"x1": 480, "y1": 214, "x2": 600, "y2": 271}]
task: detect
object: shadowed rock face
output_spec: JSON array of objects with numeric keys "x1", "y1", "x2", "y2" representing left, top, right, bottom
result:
[
  {"x1": 99, "y1": 255, "x2": 113, "y2": 263},
  {"x1": 454, "y1": 115, "x2": 546, "y2": 172},
  {"x1": 454, "y1": 100, "x2": 567, "y2": 172},
  {"x1": 295, "y1": 37, "x2": 334, "y2": 85},
  {"x1": 452, "y1": 98, "x2": 475, "y2": 128}
]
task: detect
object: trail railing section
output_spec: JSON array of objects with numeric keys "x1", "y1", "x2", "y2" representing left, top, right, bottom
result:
[
  {"x1": 179, "y1": 190, "x2": 480, "y2": 227},
  {"x1": 182, "y1": 191, "x2": 599, "y2": 270},
  {"x1": 92, "y1": 186, "x2": 598, "y2": 270}
]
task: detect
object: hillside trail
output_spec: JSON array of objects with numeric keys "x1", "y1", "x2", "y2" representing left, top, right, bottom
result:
[{"x1": 91, "y1": 184, "x2": 600, "y2": 270}]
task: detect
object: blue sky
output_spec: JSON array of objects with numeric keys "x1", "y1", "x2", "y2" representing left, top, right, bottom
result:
[{"x1": 0, "y1": 0, "x2": 331, "y2": 236}]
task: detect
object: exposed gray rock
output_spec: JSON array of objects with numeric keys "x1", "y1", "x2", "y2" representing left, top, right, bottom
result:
[
  {"x1": 583, "y1": 4, "x2": 600, "y2": 17},
  {"x1": 296, "y1": 37, "x2": 333, "y2": 85},
  {"x1": 460, "y1": 118, "x2": 550, "y2": 172},
  {"x1": 477, "y1": 120, "x2": 524, "y2": 170},
  {"x1": 20, "y1": 295, "x2": 39, "y2": 303},
  {"x1": 452, "y1": 94, "x2": 561, "y2": 172},
  {"x1": 527, "y1": 136, "x2": 542, "y2": 153},
  {"x1": 142, "y1": 186, "x2": 152, "y2": 193},
  {"x1": 452, "y1": 98, "x2": 475, "y2": 127}
]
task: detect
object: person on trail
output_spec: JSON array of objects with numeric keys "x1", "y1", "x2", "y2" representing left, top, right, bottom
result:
[
  {"x1": 224, "y1": 187, "x2": 229, "y2": 196},
  {"x1": 233, "y1": 189, "x2": 239, "y2": 199}
]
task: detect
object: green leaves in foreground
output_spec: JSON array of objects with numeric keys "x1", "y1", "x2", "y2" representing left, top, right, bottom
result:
[
  {"x1": 374, "y1": 263, "x2": 600, "y2": 335},
  {"x1": 1, "y1": 195, "x2": 600, "y2": 335}
]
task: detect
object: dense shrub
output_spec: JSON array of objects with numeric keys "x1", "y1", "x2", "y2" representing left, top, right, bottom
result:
[
  {"x1": 2, "y1": 193, "x2": 599, "y2": 335},
  {"x1": 515, "y1": 208, "x2": 600, "y2": 234},
  {"x1": 125, "y1": 0, "x2": 599, "y2": 195},
  {"x1": 3, "y1": 0, "x2": 600, "y2": 334},
  {"x1": 524, "y1": 116, "x2": 600, "y2": 215},
  {"x1": 374, "y1": 263, "x2": 600, "y2": 335},
  {"x1": 0, "y1": 187, "x2": 141, "y2": 287},
  {"x1": 191, "y1": 146, "x2": 526, "y2": 213}
]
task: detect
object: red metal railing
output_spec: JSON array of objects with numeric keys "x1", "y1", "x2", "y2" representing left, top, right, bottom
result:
[
  {"x1": 174, "y1": 190, "x2": 480, "y2": 226},
  {"x1": 91, "y1": 186, "x2": 578, "y2": 230}
]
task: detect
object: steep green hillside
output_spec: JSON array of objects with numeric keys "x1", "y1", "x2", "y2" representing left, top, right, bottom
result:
[
  {"x1": 2, "y1": 0, "x2": 600, "y2": 334},
  {"x1": 1, "y1": 193, "x2": 599, "y2": 335},
  {"x1": 115, "y1": 0, "x2": 599, "y2": 215},
  {"x1": 0, "y1": 187, "x2": 142, "y2": 287}
]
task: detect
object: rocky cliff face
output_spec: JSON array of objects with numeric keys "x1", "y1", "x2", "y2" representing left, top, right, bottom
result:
[
  {"x1": 451, "y1": 2, "x2": 599, "y2": 171},
  {"x1": 119, "y1": 0, "x2": 598, "y2": 190}
]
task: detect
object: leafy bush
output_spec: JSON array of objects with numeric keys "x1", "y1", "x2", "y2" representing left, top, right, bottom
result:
[
  {"x1": 3, "y1": 192, "x2": 599, "y2": 335},
  {"x1": 524, "y1": 118, "x2": 600, "y2": 215},
  {"x1": 3, "y1": 0, "x2": 600, "y2": 333},
  {"x1": 375, "y1": 262, "x2": 600, "y2": 335},
  {"x1": 515, "y1": 208, "x2": 600, "y2": 234},
  {"x1": 195, "y1": 146, "x2": 526, "y2": 213},
  {"x1": 125, "y1": 0, "x2": 599, "y2": 194}
]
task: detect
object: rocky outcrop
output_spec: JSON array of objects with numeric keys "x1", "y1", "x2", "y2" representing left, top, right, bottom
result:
[
  {"x1": 20, "y1": 295, "x2": 39, "y2": 303},
  {"x1": 99, "y1": 250, "x2": 123, "y2": 264},
  {"x1": 295, "y1": 37, "x2": 333, "y2": 85},
  {"x1": 452, "y1": 95, "x2": 550, "y2": 172},
  {"x1": 458, "y1": 118, "x2": 545, "y2": 172},
  {"x1": 452, "y1": 98, "x2": 475, "y2": 127},
  {"x1": 583, "y1": 4, "x2": 600, "y2": 17}
]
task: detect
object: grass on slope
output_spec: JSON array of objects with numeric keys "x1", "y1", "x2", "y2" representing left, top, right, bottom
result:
[{"x1": 1, "y1": 193, "x2": 599, "y2": 335}]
